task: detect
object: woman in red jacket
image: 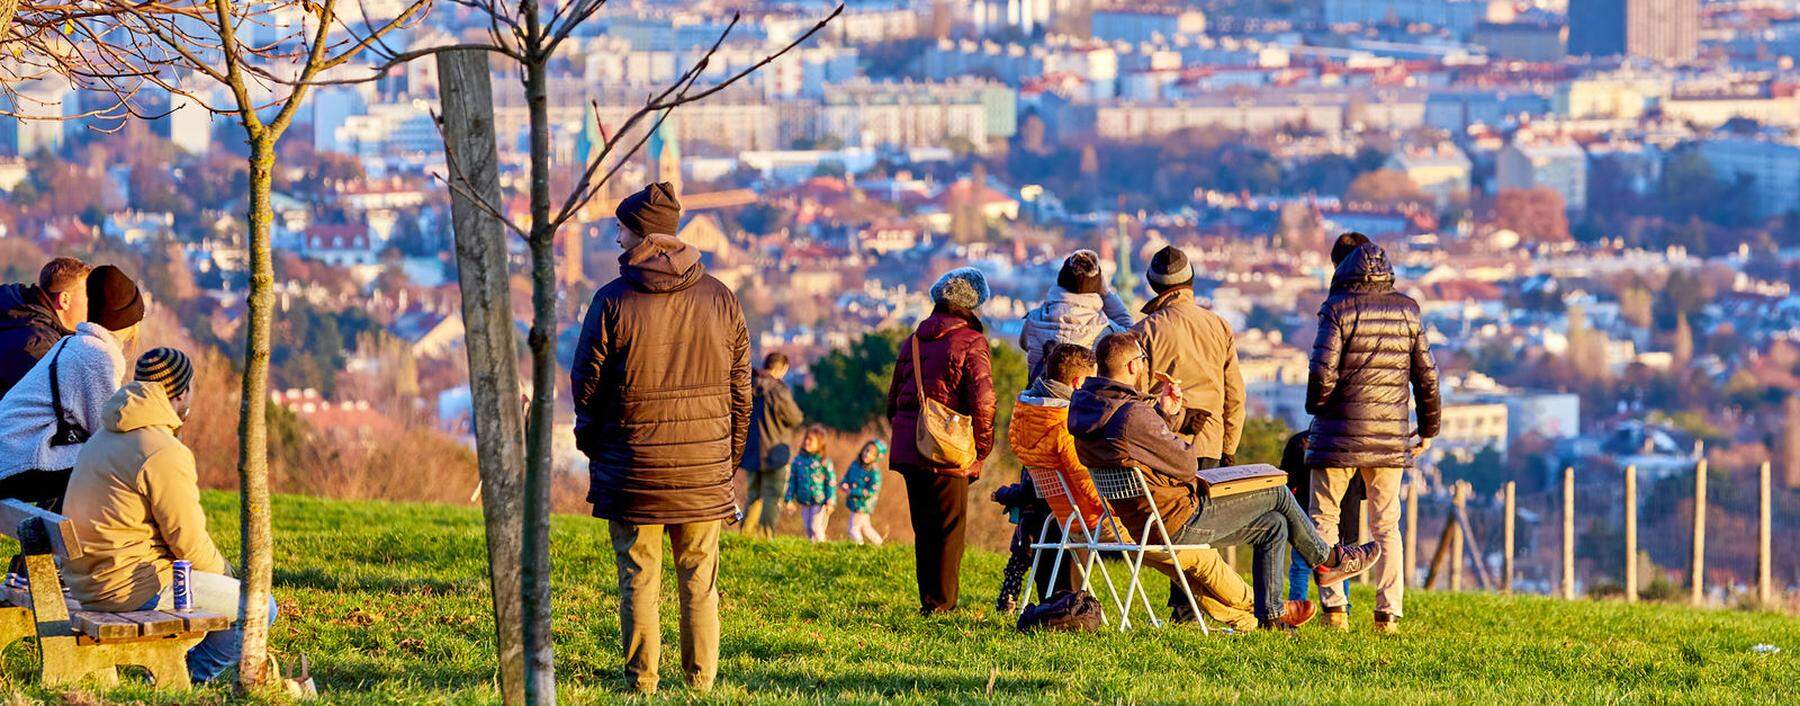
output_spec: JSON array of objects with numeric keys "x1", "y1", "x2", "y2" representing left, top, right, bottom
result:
[{"x1": 886, "y1": 267, "x2": 998, "y2": 614}]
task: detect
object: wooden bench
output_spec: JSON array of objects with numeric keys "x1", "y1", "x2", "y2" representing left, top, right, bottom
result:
[{"x1": 0, "y1": 498, "x2": 231, "y2": 689}]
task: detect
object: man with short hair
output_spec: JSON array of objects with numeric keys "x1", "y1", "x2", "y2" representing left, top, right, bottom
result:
[
  {"x1": 572, "y1": 181, "x2": 751, "y2": 694},
  {"x1": 63, "y1": 347, "x2": 277, "y2": 683},
  {"x1": 1009, "y1": 343, "x2": 1264, "y2": 631},
  {"x1": 1070, "y1": 332, "x2": 1377, "y2": 631},
  {"x1": 0, "y1": 257, "x2": 91, "y2": 396},
  {"x1": 741, "y1": 351, "x2": 804, "y2": 537},
  {"x1": 1306, "y1": 237, "x2": 1441, "y2": 634}
]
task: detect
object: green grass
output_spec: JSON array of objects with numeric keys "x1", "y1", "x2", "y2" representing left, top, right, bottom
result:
[{"x1": 2, "y1": 491, "x2": 1795, "y2": 704}]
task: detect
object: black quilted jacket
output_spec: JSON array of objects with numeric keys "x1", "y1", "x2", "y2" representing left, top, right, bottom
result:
[{"x1": 1304, "y1": 244, "x2": 1441, "y2": 469}]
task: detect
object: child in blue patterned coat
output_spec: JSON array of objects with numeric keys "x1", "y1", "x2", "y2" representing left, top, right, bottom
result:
[
  {"x1": 783, "y1": 427, "x2": 835, "y2": 541},
  {"x1": 838, "y1": 439, "x2": 887, "y2": 545}
]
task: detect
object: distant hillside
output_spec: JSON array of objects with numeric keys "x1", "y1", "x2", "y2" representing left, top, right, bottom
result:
[{"x1": 2, "y1": 492, "x2": 1791, "y2": 704}]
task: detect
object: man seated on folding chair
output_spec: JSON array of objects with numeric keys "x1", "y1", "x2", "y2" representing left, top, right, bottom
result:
[
  {"x1": 1069, "y1": 332, "x2": 1380, "y2": 632},
  {"x1": 1011, "y1": 342, "x2": 1261, "y2": 632}
]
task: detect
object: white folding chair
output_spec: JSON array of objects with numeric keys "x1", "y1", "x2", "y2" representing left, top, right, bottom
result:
[
  {"x1": 1020, "y1": 469, "x2": 1124, "y2": 626},
  {"x1": 1086, "y1": 466, "x2": 1211, "y2": 634}
]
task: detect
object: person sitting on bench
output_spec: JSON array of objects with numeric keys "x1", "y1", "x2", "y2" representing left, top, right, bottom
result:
[
  {"x1": 1068, "y1": 332, "x2": 1380, "y2": 631},
  {"x1": 62, "y1": 348, "x2": 277, "y2": 683}
]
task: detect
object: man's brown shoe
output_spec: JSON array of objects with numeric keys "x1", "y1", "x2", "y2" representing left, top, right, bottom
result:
[
  {"x1": 1279, "y1": 600, "x2": 1317, "y2": 628},
  {"x1": 1374, "y1": 611, "x2": 1399, "y2": 634},
  {"x1": 1315, "y1": 541, "x2": 1381, "y2": 587}
]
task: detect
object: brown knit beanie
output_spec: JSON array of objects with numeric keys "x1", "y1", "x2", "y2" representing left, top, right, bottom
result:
[{"x1": 615, "y1": 182, "x2": 683, "y2": 237}]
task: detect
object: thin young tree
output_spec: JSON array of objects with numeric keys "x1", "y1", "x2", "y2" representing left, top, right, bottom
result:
[
  {"x1": 56, "y1": 0, "x2": 430, "y2": 690},
  {"x1": 340, "y1": 2, "x2": 842, "y2": 701}
]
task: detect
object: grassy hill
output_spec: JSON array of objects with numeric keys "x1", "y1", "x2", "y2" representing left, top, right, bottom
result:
[{"x1": 1, "y1": 492, "x2": 1793, "y2": 704}]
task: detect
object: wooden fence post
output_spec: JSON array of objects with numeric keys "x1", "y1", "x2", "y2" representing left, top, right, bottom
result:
[
  {"x1": 1562, "y1": 466, "x2": 1575, "y2": 600},
  {"x1": 1405, "y1": 478, "x2": 1419, "y2": 587},
  {"x1": 1691, "y1": 457, "x2": 1707, "y2": 606},
  {"x1": 1503, "y1": 481, "x2": 1515, "y2": 594},
  {"x1": 1449, "y1": 482, "x2": 1467, "y2": 592},
  {"x1": 1759, "y1": 460, "x2": 1772, "y2": 608},
  {"x1": 1624, "y1": 465, "x2": 1637, "y2": 603}
]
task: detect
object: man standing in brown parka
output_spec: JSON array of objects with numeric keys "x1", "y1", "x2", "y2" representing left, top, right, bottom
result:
[{"x1": 572, "y1": 182, "x2": 752, "y2": 694}]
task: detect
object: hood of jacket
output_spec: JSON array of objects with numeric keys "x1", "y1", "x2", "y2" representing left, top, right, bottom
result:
[
  {"x1": 102, "y1": 380, "x2": 184, "y2": 435},
  {"x1": 0, "y1": 283, "x2": 62, "y2": 332},
  {"x1": 1067, "y1": 376, "x2": 1145, "y2": 440},
  {"x1": 620, "y1": 234, "x2": 704, "y2": 294},
  {"x1": 915, "y1": 306, "x2": 984, "y2": 341},
  {"x1": 1017, "y1": 376, "x2": 1073, "y2": 408},
  {"x1": 1025, "y1": 287, "x2": 1110, "y2": 333},
  {"x1": 1140, "y1": 286, "x2": 1193, "y2": 316},
  {"x1": 1329, "y1": 243, "x2": 1396, "y2": 295}
]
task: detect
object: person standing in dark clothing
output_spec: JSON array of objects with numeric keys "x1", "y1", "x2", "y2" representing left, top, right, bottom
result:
[{"x1": 742, "y1": 352, "x2": 804, "y2": 537}]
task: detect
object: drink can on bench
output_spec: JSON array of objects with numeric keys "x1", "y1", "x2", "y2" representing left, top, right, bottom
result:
[{"x1": 172, "y1": 560, "x2": 192, "y2": 611}]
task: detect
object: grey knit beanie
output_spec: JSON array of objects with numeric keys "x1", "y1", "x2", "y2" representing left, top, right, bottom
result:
[
  {"x1": 1146, "y1": 246, "x2": 1193, "y2": 292},
  {"x1": 930, "y1": 267, "x2": 990, "y2": 310}
]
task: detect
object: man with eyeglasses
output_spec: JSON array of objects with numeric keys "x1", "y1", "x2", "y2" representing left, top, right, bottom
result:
[{"x1": 1069, "y1": 332, "x2": 1377, "y2": 632}]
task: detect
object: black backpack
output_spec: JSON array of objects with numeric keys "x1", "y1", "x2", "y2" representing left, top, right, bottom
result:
[{"x1": 1016, "y1": 589, "x2": 1103, "y2": 633}]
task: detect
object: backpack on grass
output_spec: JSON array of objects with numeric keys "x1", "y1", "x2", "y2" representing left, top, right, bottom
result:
[{"x1": 1016, "y1": 589, "x2": 1103, "y2": 633}]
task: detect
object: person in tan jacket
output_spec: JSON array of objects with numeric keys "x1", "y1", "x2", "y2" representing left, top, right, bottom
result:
[
  {"x1": 63, "y1": 348, "x2": 274, "y2": 683},
  {"x1": 1131, "y1": 246, "x2": 1245, "y2": 468}
]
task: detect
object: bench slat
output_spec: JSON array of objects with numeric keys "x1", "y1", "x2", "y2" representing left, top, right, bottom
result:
[
  {"x1": 116, "y1": 611, "x2": 187, "y2": 637},
  {"x1": 178, "y1": 612, "x2": 231, "y2": 633},
  {"x1": 0, "y1": 499, "x2": 82, "y2": 560},
  {"x1": 71, "y1": 611, "x2": 140, "y2": 640}
]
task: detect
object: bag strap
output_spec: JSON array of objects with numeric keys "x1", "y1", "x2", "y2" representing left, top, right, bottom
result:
[
  {"x1": 48, "y1": 338, "x2": 76, "y2": 432},
  {"x1": 909, "y1": 333, "x2": 928, "y2": 407}
]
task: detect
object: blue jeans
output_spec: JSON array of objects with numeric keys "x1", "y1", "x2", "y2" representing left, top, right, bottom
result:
[
  {"x1": 1171, "y1": 487, "x2": 1331, "y2": 621},
  {"x1": 140, "y1": 571, "x2": 280, "y2": 683}
]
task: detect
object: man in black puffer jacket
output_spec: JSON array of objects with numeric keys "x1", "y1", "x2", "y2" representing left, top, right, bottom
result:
[{"x1": 1304, "y1": 238, "x2": 1440, "y2": 634}]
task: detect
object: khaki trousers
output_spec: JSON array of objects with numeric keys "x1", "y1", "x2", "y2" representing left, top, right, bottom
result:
[
  {"x1": 1311, "y1": 467, "x2": 1404, "y2": 617},
  {"x1": 1138, "y1": 547, "x2": 1257, "y2": 631},
  {"x1": 1087, "y1": 523, "x2": 1257, "y2": 631},
  {"x1": 609, "y1": 520, "x2": 722, "y2": 693},
  {"x1": 741, "y1": 464, "x2": 789, "y2": 537}
]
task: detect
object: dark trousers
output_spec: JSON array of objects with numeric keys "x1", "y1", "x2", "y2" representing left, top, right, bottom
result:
[
  {"x1": 999, "y1": 510, "x2": 1070, "y2": 607},
  {"x1": 0, "y1": 468, "x2": 72, "y2": 512},
  {"x1": 903, "y1": 470, "x2": 968, "y2": 614},
  {"x1": 1172, "y1": 487, "x2": 1333, "y2": 621},
  {"x1": 0, "y1": 468, "x2": 71, "y2": 576}
]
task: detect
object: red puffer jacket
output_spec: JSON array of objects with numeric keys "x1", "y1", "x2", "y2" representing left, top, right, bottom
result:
[{"x1": 886, "y1": 308, "x2": 997, "y2": 478}]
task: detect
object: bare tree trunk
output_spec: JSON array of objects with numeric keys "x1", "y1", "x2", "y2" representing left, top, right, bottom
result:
[
  {"x1": 438, "y1": 49, "x2": 528, "y2": 706},
  {"x1": 520, "y1": 56, "x2": 558, "y2": 706},
  {"x1": 236, "y1": 133, "x2": 278, "y2": 690}
]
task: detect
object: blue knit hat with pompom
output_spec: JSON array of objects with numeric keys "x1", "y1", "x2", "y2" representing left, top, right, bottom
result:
[{"x1": 929, "y1": 267, "x2": 990, "y2": 310}]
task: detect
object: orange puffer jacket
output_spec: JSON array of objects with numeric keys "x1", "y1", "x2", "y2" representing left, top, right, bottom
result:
[{"x1": 1007, "y1": 390, "x2": 1107, "y2": 531}]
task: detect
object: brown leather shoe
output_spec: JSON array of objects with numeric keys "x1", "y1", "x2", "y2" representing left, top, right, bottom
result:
[
  {"x1": 1374, "y1": 611, "x2": 1399, "y2": 634},
  {"x1": 1280, "y1": 600, "x2": 1317, "y2": 628},
  {"x1": 1315, "y1": 541, "x2": 1381, "y2": 587}
]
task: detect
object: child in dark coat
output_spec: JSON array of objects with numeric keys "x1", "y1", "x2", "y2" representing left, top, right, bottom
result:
[{"x1": 991, "y1": 473, "x2": 1061, "y2": 612}]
